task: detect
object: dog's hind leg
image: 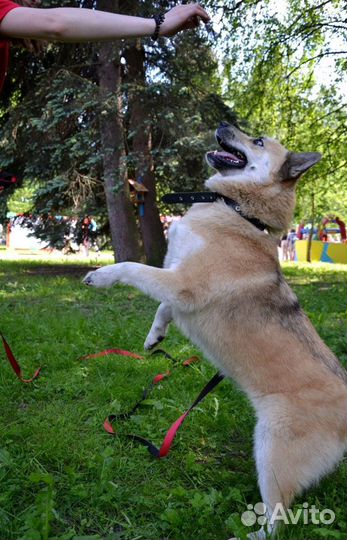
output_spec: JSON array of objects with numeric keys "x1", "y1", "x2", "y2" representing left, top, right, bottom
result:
[
  {"x1": 144, "y1": 303, "x2": 172, "y2": 350},
  {"x1": 253, "y1": 413, "x2": 345, "y2": 539},
  {"x1": 254, "y1": 421, "x2": 307, "y2": 538},
  {"x1": 229, "y1": 428, "x2": 300, "y2": 540}
]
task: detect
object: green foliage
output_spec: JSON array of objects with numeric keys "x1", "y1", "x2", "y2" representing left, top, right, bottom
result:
[
  {"x1": 1, "y1": 0, "x2": 346, "y2": 243},
  {"x1": 0, "y1": 1, "x2": 229, "y2": 247},
  {"x1": 7, "y1": 181, "x2": 36, "y2": 214},
  {"x1": 20, "y1": 473, "x2": 56, "y2": 540},
  {"x1": 210, "y1": 0, "x2": 347, "y2": 225}
]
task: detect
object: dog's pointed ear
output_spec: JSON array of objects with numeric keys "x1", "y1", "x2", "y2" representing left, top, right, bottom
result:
[{"x1": 280, "y1": 152, "x2": 322, "y2": 183}]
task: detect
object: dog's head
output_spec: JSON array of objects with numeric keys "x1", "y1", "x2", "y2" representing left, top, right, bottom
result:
[
  {"x1": 205, "y1": 122, "x2": 322, "y2": 233},
  {"x1": 206, "y1": 122, "x2": 321, "y2": 187}
]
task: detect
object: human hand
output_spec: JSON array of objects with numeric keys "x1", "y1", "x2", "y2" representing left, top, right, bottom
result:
[{"x1": 159, "y1": 4, "x2": 210, "y2": 37}]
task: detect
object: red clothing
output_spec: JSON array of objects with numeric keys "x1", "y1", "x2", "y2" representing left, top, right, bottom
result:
[
  {"x1": 296, "y1": 223, "x2": 304, "y2": 240},
  {"x1": 0, "y1": 0, "x2": 20, "y2": 92}
]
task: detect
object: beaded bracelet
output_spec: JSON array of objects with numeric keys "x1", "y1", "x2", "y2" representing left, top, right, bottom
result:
[{"x1": 151, "y1": 12, "x2": 165, "y2": 41}]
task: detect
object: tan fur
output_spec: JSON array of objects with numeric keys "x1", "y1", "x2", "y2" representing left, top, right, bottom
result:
[{"x1": 84, "y1": 124, "x2": 347, "y2": 539}]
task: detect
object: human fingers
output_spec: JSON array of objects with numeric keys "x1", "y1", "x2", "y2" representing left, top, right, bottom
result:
[
  {"x1": 185, "y1": 4, "x2": 210, "y2": 23},
  {"x1": 160, "y1": 4, "x2": 209, "y2": 36},
  {"x1": 185, "y1": 15, "x2": 200, "y2": 29},
  {"x1": 169, "y1": 4, "x2": 210, "y2": 25}
]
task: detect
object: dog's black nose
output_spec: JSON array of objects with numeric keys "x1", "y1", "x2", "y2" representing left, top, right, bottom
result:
[{"x1": 219, "y1": 121, "x2": 230, "y2": 128}]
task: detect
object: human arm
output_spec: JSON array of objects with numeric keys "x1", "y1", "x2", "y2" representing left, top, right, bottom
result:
[{"x1": 0, "y1": 3, "x2": 210, "y2": 42}]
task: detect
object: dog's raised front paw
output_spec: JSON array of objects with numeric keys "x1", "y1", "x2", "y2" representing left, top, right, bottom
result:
[{"x1": 83, "y1": 264, "x2": 123, "y2": 288}]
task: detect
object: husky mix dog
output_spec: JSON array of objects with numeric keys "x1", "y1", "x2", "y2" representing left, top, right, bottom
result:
[{"x1": 84, "y1": 122, "x2": 347, "y2": 539}]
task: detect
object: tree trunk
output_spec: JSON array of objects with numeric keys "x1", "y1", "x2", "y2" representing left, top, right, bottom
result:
[
  {"x1": 97, "y1": 1, "x2": 141, "y2": 262},
  {"x1": 125, "y1": 41, "x2": 167, "y2": 267}
]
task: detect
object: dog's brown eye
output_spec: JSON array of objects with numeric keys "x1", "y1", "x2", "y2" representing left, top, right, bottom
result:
[{"x1": 253, "y1": 138, "x2": 264, "y2": 147}]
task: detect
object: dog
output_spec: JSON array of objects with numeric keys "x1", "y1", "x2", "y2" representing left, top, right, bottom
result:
[{"x1": 83, "y1": 122, "x2": 347, "y2": 539}]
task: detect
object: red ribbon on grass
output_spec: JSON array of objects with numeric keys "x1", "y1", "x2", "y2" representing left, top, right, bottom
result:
[
  {"x1": 104, "y1": 370, "x2": 224, "y2": 458},
  {"x1": 79, "y1": 348, "x2": 144, "y2": 361},
  {"x1": 1, "y1": 333, "x2": 42, "y2": 383},
  {"x1": 1, "y1": 335, "x2": 223, "y2": 459},
  {"x1": 81, "y1": 346, "x2": 222, "y2": 458}
]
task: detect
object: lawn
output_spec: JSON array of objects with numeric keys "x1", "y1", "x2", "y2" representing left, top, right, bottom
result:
[{"x1": 0, "y1": 257, "x2": 346, "y2": 540}]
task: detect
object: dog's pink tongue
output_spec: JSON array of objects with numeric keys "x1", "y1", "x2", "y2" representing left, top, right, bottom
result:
[{"x1": 216, "y1": 150, "x2": 239, "y2": 161}]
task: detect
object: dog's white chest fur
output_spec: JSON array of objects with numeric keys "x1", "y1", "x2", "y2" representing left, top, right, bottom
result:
[{"x1": 164, "y1": 218, "x2": 205, "y2": 269}]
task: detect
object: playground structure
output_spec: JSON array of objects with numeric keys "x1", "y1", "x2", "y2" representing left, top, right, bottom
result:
[{"x1": 295, "y1": 215, "x2": 347, "y2": 264}]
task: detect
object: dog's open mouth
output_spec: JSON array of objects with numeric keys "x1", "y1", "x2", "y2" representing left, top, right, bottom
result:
[{"x1": 207, "y1": 135, "x2": 247, "y2": 170}]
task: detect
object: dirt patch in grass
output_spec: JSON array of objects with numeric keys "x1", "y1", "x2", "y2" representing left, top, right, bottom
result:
[{"x1": 24, "y1": 265, "x2": 99, "y2": 277}]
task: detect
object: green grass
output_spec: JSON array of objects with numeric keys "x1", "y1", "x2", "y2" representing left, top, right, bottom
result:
[{"x1": 0, "y1": 258, "x2": 346, "y2": 540}]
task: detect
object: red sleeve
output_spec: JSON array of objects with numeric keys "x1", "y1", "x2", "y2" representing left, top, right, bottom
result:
[
  {"x1": 0, "y1": 0, "x2": 20, "y2": 93},
  {"x1": 0, "y1": 0, "x2": 19, "y2": 23}
]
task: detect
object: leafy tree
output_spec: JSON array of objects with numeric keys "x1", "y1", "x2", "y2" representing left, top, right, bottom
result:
[
  {"x1": 1, "y1": 0, "x2": 346, "y2": 265},
  {"x1": 0, "y1": 0, "x2": 228, "y2": 264},
  {"x1": 207, "y1": 0, "x2": 347, "y2": 259}
]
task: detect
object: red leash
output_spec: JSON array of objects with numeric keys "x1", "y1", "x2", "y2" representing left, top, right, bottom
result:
[
  {"x1": 105, "y1": 371, "x2": 224, "y2": 458},
  {"x1": 1, "y1": 335, "x2": 224, "y2": 458},
  {"x1": 1, "y1": 333, "x2": 42, "y2": 383},
  {"x1": 102, "y1": 349, "x2": 195, "y2": 424},
  {"x1": 80, "y1": 348, "x2": 144, "y2": 361},
  {"x1": 81, "y1": 346, "x2": 224, "y2": 458}
]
